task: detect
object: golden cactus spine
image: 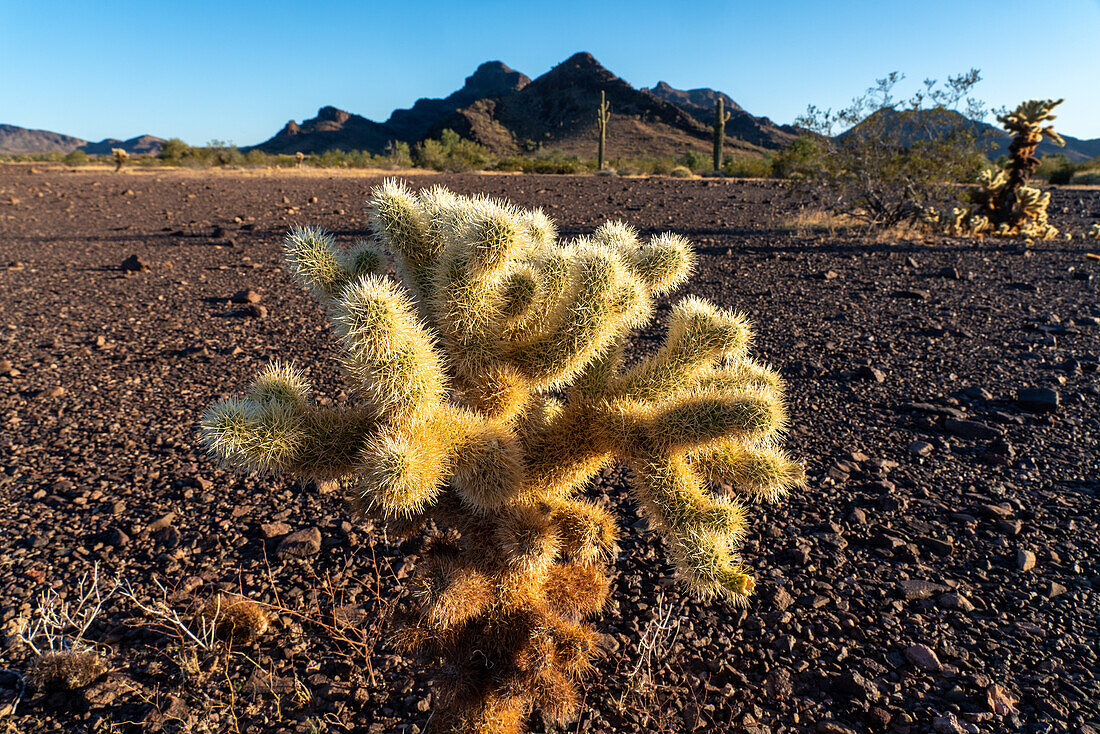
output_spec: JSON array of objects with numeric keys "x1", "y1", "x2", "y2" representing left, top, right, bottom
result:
[{"x1": 201, "y1": 182, "x2": 803, "y2": 734}]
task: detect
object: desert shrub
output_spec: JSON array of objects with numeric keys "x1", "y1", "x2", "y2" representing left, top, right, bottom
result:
[
  {"x1": 62, "y1": 150, "x2": 89, "y2": 167},
  {"x1": 723, "y1": 155, "x2": 772, "y2": 179},
  {"x1": 669, "y1": 165, "x2": 693, "y2": 177},
  {"x1": 157, "y1": 138, "x2": 190, "y2": 164},
  {"x1": 796, "y1": 70, "x2": 992, "y2": 226},
  {"x1": 678, "y1": 149, "x2": 710, "y2": 172},
  {"x1": 496, "y1": 151, "x2": 593, "y2": 174},
  {"x1": 770, "y1": 135, "x2": 823, "y2": 179},
  {"x1": 1036, "y1": 154, "x2": 1072, "y2": 183},
  {"x1": 202, "y1": 182, "x2": 803, "y2": 733},
  {"x1": 414, "y1": 129, "x2": 494, "y2": 172}
]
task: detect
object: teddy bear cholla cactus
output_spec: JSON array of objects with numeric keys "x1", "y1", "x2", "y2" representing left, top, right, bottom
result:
[
  {"x1": 943, "y1": 99, "x2": 1064, "y2": 240},
  {"x1": 202, "y1": 181, "x2": 802, "y2": 733}
]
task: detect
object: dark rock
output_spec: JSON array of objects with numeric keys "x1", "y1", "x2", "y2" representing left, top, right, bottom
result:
[
  {"x1": 120, "y1": 254, "x2": 150, "y2": 272},
  {"x1": 899, "y1": 579, "x2": 947, "y2": 600},
  {"x1": 1016, "y1": 387, "x2": 1059, "y2": 413},
  {"x1": 943, "y1": 417, "x2": 1002, "y2": 440},
  {"x1": 905, "y1": 643, "x2": 942, "y2": 672},
  {"x1": 276, "y1": 527, "x2": 322, "y2": 558},
  {"x1": 909, "y1": 440, "x2": 933, "y2": 457},
  {"x1": 230, "y1": 288, "x2": 262, "y2": 304},
  {"x1": 854, "y1": 365, "x2": 886, "y2": 383}
]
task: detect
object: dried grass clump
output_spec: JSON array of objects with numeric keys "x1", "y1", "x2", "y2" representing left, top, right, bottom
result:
[
  {"x1": 195, "y1": 594, "x2": 270, "y2": 645},
  {"x1": 28, "y1": 650, "x2": 107, "y2": 690}
]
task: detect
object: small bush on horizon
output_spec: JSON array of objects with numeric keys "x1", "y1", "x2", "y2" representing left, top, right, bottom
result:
[
  {"x1": 414, "y1": 129, "x2": 495, "y2": 172},
  {"x1": 795, "y1": 69, "x2": 992, "y2": 227},
  {"x1": 62, "y1": 150, "x2": 89, "y2": 167},
  {"x1": 723, "y1": 155, "x2": 772, "y2": 179}
]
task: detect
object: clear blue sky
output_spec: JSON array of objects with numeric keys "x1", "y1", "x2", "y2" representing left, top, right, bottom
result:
[{"x1": 2, "y1": 0, "x2": 1098, "y2": 144}]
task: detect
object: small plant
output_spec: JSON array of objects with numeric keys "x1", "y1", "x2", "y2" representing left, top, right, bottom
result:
[
  {"x1": 796, "y1": 70, "x2": 990, "y2": 227},
  {"x1": 597, "y1": 90, "x2": 611, "y2": 171},
  {"x1": 669, "y1": 165, "x2": 693, "y2": 178},
  {"x1": 296, "y1": 151, "x2": 306, "y2": 167},
  {"x1": 713, "y1": 98, "x2": 731, "y2": 172},
  {"x1": 112, "y1": 148, "x2": 129, "y2": 172},
  {"x1": 63, "y1": 149, "x2": 89, "y2": 167},
  {"x1": 196, "y1": 594, "x2": 270, "y2": 645},
  {"x1": 16, "y1": 564, "x2": 119, "y2": 690},
  {"x1": 202, "y1": 182, "x2": 803, "y2": 733}
]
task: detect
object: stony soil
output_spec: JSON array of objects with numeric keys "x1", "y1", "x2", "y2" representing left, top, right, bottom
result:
[{"x1": 0, "y1": 165, "x2": 1097, "y2": 734}]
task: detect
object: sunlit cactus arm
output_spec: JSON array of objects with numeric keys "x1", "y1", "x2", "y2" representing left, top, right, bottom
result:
[
  {"x1": 687, "y1": 439, "x2": 806, "y2": 502},
  {"x1": 201, "y1": 397, "x2": 378, "y2": 479},
  {"x1": 285, "y1": 226, "x2": 388, "y2": 303},
  {"x1": 622, "y1": 232, "x2": 695, "y2": 295},
  {"x1": 329, "y1": 274, "x2": 448, "y2": 423},
  {"x1": 626, "y1": 452, "x2": 754, "y2": 602},
  {"x1": 369, "y1": 179, "x2": 441, "y2": 301},
  {"x1": 516, "y1": 244, "x2": 647, "y2": 388},
  {"x1": 611, "y1": 297, "x2": 751, "y2": 402}
]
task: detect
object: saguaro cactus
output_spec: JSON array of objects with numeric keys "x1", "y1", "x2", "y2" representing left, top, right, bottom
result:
[
  {"x1": 713, "y1": 98, "x2": 731, "y2": 172},
  {"x1": 596, "y1": 90, "x2": 610, "y2": 171},
  {"x1": 202, "y1": 182, "x2": 803, "y2": 734}
]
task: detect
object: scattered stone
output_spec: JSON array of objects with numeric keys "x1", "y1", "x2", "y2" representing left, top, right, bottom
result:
[
  {"x1": 905, "y1": 643, "x2": 942, "y2": 672},
  {"x1": 146, "y1": 513, "x2": 176, "y2": 533},
  {"x1": 899, "y1": 579, "x2": 947, "y2": 600},
  {"x1": 937, "y1": 591, "x2": 975, "y2": 612},
  {"x1": 939, "y1": 266, "x2": 961, "y2": 279},
  {"x1": 909, "y1": 440, "x2": 933, "y2": 457},
  {"x1": 854, "y1": 365, "x2": 886, "y2": 383},
  {"x1": 919, "y1": 536, "x2": 954, "y2": 557},
  {"x1": 944, "y1": 417, "x2": 1002, "y2": 440},
  {"x1": 120, "y1": 254, "x2": 150, "y2": 272},
  {"x1": 276, "y1": 527, "x2": 322, "y2": 559},
  {"x1": 244, "y1": 304, "x2": 268, "y2": 319},
  {"x1": 1048, "y1": 582, "x2": 1067, "y2": 598},
  {"x1": 1016, "y1": 387, "x2": 1060, "y2": 413},
  {"x1": 1016, "y1": 549, "x2": 1036, "y2": 571},
  {"x1": 933, "y1": 714, "x2": 965, "y2": 734},
  {"x1": 230, "y1": 288, "x2": 262, "y2": 304},
  {"x1": 895, "y1": 288, "x2": 931, "y2": 300},
  {"x1": 961, "y1": 386, "x2": 993, "y2": 400},
  {"x1": 771, "y1": 587, "x2": 794, "y2": 611},
  {"x1": 836, "y1": 671, "x2": 879, "y2": 700},
  {"x1": 260, "y1": 522, "x2": 292, "y2": 540}
]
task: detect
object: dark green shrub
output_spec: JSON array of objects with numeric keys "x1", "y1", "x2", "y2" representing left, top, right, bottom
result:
[
  {"x1": 158, "y1": 138, "x2": 190, "y2": 164},
  {"x1": 796, "y1": 70, "x2": 992, "y2": 226},
  {"x1": 723, "y1": 156, "x2": 772, "y2": 178},
  {"x1": 679, "y1": 149, "x2": 710, "y2": 172},
  {"x1": 414, "y1": 129, "x2": 494, "y2": 172},
  {"x1": 62, "y1": 150, "x2": 89, "y2": 167}
]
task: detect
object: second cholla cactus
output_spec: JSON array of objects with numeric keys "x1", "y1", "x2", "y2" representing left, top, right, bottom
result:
[
  {"x1": 202, "y1": 182, "x2": 803, "y2": 734},
  {"x1": 946, "y1": 99, "x2": 1064, "y2": 240},
  {"x1": 111, "y1": 148, "x2": 129, "y2": 172}
]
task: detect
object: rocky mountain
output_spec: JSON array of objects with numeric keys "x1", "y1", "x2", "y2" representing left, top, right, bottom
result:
[
  {"x1": 0, "y1": 124, "x2": 86, "y2": 154},
  {"x1": 253, "y1": 61, "x2": 530, "y2": 155},
  {"x1": 250, "y1": 53, "x2": 797, "y2": 159},
  {"x1": 645, "y1": 81, "x2": 800, "y2": 150}
]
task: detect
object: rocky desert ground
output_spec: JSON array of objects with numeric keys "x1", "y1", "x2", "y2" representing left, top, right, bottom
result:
[{"x1": 0, "y1": 165, "x2": 1097, "y2": 734}]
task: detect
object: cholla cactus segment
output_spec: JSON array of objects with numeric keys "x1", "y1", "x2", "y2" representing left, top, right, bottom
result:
[
  {"x1": 1089, "y1": 223, "x2": 1100, "y2": 239},
  {"x1": 201, "y1": 181, "x2": 802, "y2": 734}
]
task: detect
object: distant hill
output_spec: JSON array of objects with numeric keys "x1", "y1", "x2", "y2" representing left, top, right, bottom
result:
[
  {"x1": 0, "y1": 125, "x2": 166, "y2": 155},
  {"x1": 250, "y1": 53, "x2": 798, "y2": 159},
  {"x1": 0, "y1": 124, "x2": 86, "y2": 154},
  {"x1": 80, "y1": 135, "x2": 166, "y2": 155},
  {"x1": 644, "y1": 81, "x2": 800, "y2": 150},
  {"x1": 842, "y1": 108, "x2": 1100, "y2": 163}
]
